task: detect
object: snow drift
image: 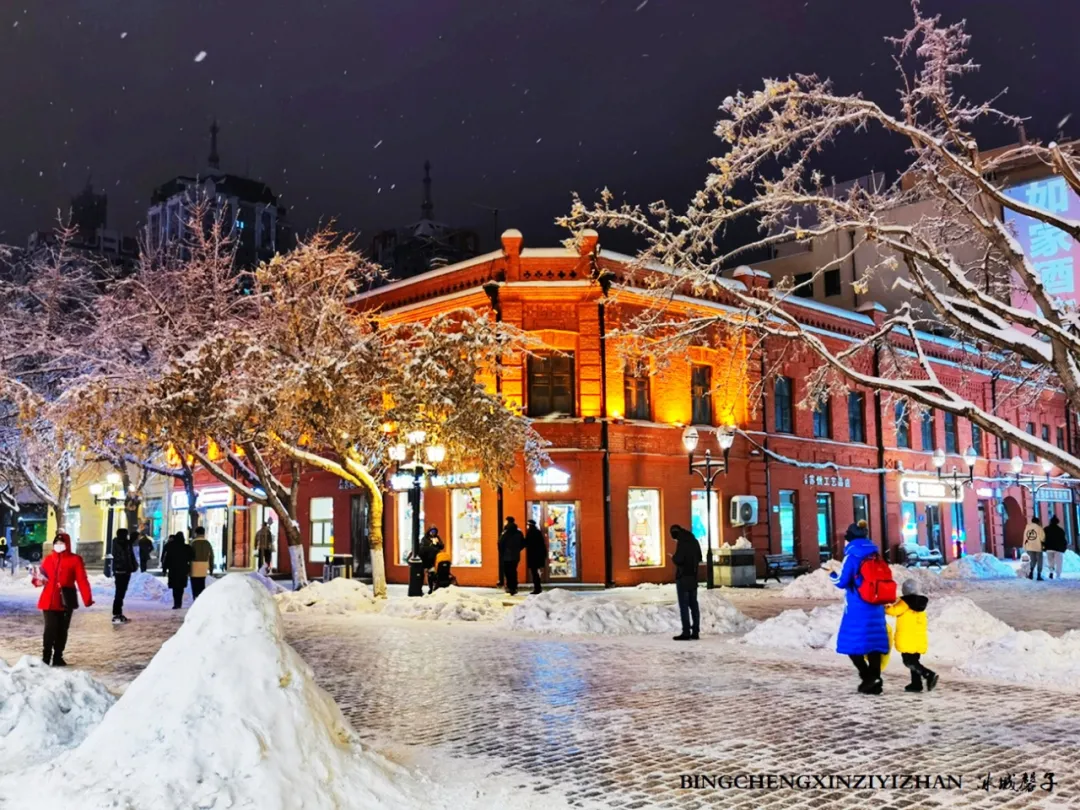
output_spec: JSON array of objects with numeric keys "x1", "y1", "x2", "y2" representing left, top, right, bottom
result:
[
  {"x1": 90, "y1": 571, "x2": 175, "y2": 603},
  {"x1": 940, "y1": 553, "x2": 1016, "y2": 580},
  {"x1": 503, "y1": 588, "x2": 755, "y2": 636},
  {"x1": 274, "y1": 577, "x2": 379, "y2": 614},
  {"x1": 0, "y1": 656, "x2": 116, "y2": 777},
  {"x1": 0, "y1": 574, "x2": 417, "y2": 810},
  {"x1": 780, "y1": 562, "x2": 950, "y2": 600},
  {"x1": 381, "y1": 586, "x2": 506, "y2": 622},
  {"x1": 742, "y1": 604, "x2": 842, "y2": 650}
]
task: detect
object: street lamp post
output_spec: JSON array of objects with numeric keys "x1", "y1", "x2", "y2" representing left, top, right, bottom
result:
[
  {"x1": 932, "y1": 446, "x2": 977, "y2": 497},
  {"x1": 389, "y1": 430, "x2": 445, "y2": 597},
  {"x1": 89, "y1": 472, "x2": 123, "y2": 578},
  {"x1": 682, "y1": 425, "x2": 735, "y2": 590}
]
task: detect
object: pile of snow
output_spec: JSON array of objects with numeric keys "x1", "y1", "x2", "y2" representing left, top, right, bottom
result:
[
  {"x1": 925, "y1": 597, "x2": 1014, "y2": 662},
  {"x1": 724, "y1": 537, "x2": 753, "y2": 550},
  {"x1": 503, "y1": 589, "x2": 755, "y2": 636},
  {"x1": 0, "y1": 574, "x2": 419, "y2": 810},
  {"x1": 274, "y1": 577, "x2": 379, "y2": 615},
  {"x1": 962, "y1": 629, "x2": 1080, "y2": 688},
  {"x1": 941, "y1": 553, "x2": 1016, "y2": 581},
  {"x1": 780, "y1": 569, "x2": 842, "y2": 600},
  {"x1": 381, "y1": 586, "x2": 507, "y2": 622},
  {"x1": 0, "y1": 656, "x2": 116, "y2": 776},
  {"x1": 890, "y1": 565, "x2": 950, "y2": 595},
  {"x1": 249, "y1": 570, "x2": 287, "y2": 594},
  {"x1": 90, "y1": 571, "x2": 174, "y2": 603},
  {"x1": 742, "y1": 604, "x2": 842, "y2": 650},
  {"x1": 1060, "y1": 549, "x2": 1080, "y2": 576},
  {"x1": 0, "y1": 568, "x2": 36, "y2": 595}
]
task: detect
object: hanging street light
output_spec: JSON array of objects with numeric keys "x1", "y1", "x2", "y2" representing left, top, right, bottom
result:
[{"x1": 682, "y1": 425, "x2": 735, "y2": 590}]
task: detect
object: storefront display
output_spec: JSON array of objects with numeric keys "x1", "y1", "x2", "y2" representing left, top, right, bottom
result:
[
  {"x1": 450, "y1": 487, "x2": 482, "y2": 567},
  {"x1": 690, "y1": 490, "x2": 720, "y2": 555},
  {"x1": 628, "y1": 488, "x2": 662, "y2": 567},
  {"x1": 530, "y1": 501, "x2": 579, "y2": 579},
  {"x1": 396, "y1": 491, "x2": 424, "y2": 565},
  {"x1": 309, "y1": 497, "x2": 334, "y2": 564}
]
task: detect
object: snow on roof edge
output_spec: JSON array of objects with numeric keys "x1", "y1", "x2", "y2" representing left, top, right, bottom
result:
[{"x1": 347, "y1": 249, "x2": 504, "y2": 303}]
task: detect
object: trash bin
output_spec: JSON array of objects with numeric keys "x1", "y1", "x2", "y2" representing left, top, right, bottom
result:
[{"x1": 715, "y1": 547, "x2": 757, "y2": 587}]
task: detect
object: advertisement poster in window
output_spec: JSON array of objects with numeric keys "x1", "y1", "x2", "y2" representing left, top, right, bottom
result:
[
  {"x1": 689, "y1": 490, "x2": 719, "y2": 556},
  {"x1": 628, "y1": 488, "x2": 662, "y2": 567},
  {"x1": 451, "y1": 487, "x2": 482, "y2": 567},
  {"x1": 397, "y1": 491, "x2": 424, "y2": 565}
]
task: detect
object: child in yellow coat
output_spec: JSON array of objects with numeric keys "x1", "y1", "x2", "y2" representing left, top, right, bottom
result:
[{"x1": 885, "y1": 579, "x2": 939, "y2": 692}]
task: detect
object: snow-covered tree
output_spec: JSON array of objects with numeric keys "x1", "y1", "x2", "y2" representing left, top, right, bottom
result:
[{"x1": 563, "y1": 2, "x2": 1080, "y2": 476}]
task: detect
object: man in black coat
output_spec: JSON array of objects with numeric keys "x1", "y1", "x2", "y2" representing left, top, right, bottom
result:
[
  {"x1": 160, "y1": 532, "x2": 193, "y2": 609},
  {"x1": 1044, "y1": 515, "x2": 1068, "y2": 580},
  {"x1": 670, "y1": 524, "x2": 702, "y2": 641},
  {"x1": 111, "y1": 527, "x2": 139, "y2": 624},
  {"x1": 498, "y1": 517, "x2": 525, "y2": 595},
  {"x1": 524, "y1": 519, "x2": 548, "y2": 595}
]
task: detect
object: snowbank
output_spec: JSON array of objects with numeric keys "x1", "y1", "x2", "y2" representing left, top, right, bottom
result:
[
  {"x1": 381, "y1": 586, "x2": 507, "y2": 622},
  {"x1": 503, "y1": 589, "x2": 755, "y2": 636},
  {"x1": 0, "y1": 656, "x2": 116, "y2": 776},
  {"x1": 941, "y1": 553, "x2": 1017, "y2": 581},
  {"x1": 274, "y1": 577, "x2": 379, "y2": 614},
  {"x1": 742, "y1": 604, "x2": 842, "y2": 650},
  {"x1": 962, "y1": 629, "x2": 1080, "y2": 688},
  {"x1": 90, "y1": 571, "x2": 175, "y2": 603},
  {"x1": 1060, "y1": 549, "x2": 1080, "y2": 576},
  {"x1": 780, "y1": 569, "x2": 842, "y2": 600},
  {"x1": 0, "y1": 574, "x2": 418, "y2": 810},
  {"x1": 0, "y1": 569, "x2": 38, "y2": 596},
  {"x1": 249, "y1": 570, "x2": 287, "y2": 594}
]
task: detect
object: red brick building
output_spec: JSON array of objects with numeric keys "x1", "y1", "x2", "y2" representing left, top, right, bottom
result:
[{"x1": 176, "y1": 230, "x2": 1077, "y2": 583}]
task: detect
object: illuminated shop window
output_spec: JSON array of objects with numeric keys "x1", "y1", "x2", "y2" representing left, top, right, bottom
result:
[
  {"x1": 396, "y1": 491, "x2": 425, "y2": 565},
  {"x1": 451, "y1": 487, "x2": 482, "y2": 567},
  {"x1": 628, "y1": 488, "x2": 662, "y2": 568}
]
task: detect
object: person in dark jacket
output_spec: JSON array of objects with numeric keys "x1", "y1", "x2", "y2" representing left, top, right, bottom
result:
[
  {"x1": 1044, "y1": 515, "x2": 1068, "y2": 580},
  {"x1": 670, "y1": 524, "x2": 702, "y2": 641},
  {"x1": 33, "y1": 532, "x2": 93, "y2": 666},
  {"x1": 498, "y1": 517, "x2": 525, "y2": 595},
  {"x1": 832, "y1": 522, "x2": 890, "y2": 694},
  {"x1": 189, "y1": 526, "x2": 214, "y2": 601},
  {"x1": 420, "y1": 527, "x2": 445, "y2": 594},
  {"x1": 111, "y1": 528, "x2": 139, "y2": 624},
  {"x1": 525, "y1": 519, "x2": 547, "y2": 595},
  {"x1": 137, "y1": 523, "x2": 154, "y2": 573},
  {"x1": 160, "y1": 532, "x2": 193, "y2": 609}
]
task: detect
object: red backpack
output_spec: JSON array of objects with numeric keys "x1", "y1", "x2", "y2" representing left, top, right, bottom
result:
[{"x1": 856, "y1": 553, "x2": 897, "y2": 605}]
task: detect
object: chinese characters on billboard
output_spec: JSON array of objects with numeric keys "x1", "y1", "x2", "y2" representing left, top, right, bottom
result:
[{"x1": 1003, "y1": 176, "x2": 1080, "y2": 312}]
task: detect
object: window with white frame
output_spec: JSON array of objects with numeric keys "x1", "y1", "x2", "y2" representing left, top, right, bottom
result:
[
  {"x1": 397, "y1": 491, "x2": 425, "y2": 565},
  {"x1": 308, "y1": 497, "x2": 334, "y2": 564},
  {"x1": 451, "y1": 487, "x2": 482, "y2": 567},
  {"x1": 628, "y1": 488, "x2": 663, "y2": 567}
]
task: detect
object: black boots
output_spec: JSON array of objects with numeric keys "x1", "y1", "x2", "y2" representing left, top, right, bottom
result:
[
  {"x1": 673, "y1": 632, "x2": 699, "y2": 641},
  {"x1": 51, "y1": 655, "x2": 67, "y2": 667}
]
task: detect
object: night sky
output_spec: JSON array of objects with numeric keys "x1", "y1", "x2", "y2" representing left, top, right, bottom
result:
[{"x1": 3, "y1": 0, "x2": 1079, "y2": 253}]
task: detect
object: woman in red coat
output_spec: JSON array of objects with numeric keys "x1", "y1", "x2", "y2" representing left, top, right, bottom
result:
[{"x1": 33, "y1": 532, "x2": 93, "y2": 666}]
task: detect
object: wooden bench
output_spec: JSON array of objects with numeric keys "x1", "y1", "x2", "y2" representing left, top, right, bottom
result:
[
  {"x1": 764, "y1": 553, "x2": 811, "y2": 584},
  {"x1": 898, "y1": 544, "x2": 944, "y2": 569}
]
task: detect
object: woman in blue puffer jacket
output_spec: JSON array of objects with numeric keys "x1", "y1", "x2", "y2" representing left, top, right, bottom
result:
[{"x1": 831, "y1": 522, "x2": 890, "y2": 694}]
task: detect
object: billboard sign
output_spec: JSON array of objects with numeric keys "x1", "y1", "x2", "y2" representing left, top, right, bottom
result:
[{"x1": 1003, "y1": 176, "x2": 1080, "y2": 313}]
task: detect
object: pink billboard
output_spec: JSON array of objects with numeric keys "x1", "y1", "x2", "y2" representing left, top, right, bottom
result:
[{"x1": 1004, "y1": 176, "x2": 1080, "y2": 313}]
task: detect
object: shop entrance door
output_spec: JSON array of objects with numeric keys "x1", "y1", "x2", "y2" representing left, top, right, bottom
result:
[
  {"x1": 204, "y1": 507, "x2": 228, "y2": 572},
  {"x1": 350, "y1": 494, "x2": 371, "y2": 579},
  {"x1": 925, "y1": 504, "x2": 942, "y2": 553},
  {"x1": 528, "y1": 501, "x2": 580, "y2": 581}
]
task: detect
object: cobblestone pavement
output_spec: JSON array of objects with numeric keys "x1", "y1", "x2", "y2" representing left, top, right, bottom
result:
[{"x1": 3, "y1": 593, "x2": 1080, "y2": 809}]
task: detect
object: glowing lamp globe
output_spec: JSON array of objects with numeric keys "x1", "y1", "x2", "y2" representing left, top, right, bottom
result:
[
  {"x1": 1010, "y1": 456, "x2": 1024, "y2": 475},
  {"x1": 681, "y1": 426, "x2": 700, "y2": 454}
]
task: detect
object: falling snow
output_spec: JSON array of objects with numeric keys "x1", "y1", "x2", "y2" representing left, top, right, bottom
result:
[{"x1": 193, "y1": 51, "x2": 207, "y2": 63}]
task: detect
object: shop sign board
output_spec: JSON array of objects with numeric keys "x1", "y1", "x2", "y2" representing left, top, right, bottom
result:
[
  {"x1": 389, "y1": 471, "x2": 481, "y2": 492},
  {"x1": 1036, "y1": 488, "x2": 1074, "y2": 504},
  {"x1": 171, "y1": 487, "x2": 231, "y2": 510},
  {"x1": 534, "y1": 467, "x2": 571, "y2": 494},
  {"x1": 803, "y1": 473, "x2": 851, "y2": 489},
  {"x1": 898, "y1": 476, "x2": 964, "y2": 504}
]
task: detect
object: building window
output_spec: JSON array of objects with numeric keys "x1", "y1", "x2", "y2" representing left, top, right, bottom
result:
[
  {"x1": 450, "y1": 487, "x2": 482, "y2": 567},
  {"x1": 999, "y1": 436, "x2": 1011, "y2": 460},
  {"x1": 944, "y1": 412, "x2": 958, "y2": 454},
  {"x1": 309, "y1": 497, "x2": 334, "y2": 564},
  {"x1": 65, "y1": 507, "x2": 82, "y2": 550},
  {"x1": 853, "y1": 494, "x2": 870, "y2": 528},
  {"x1": 895, "y1": 401, "x2": 911, "y2": 449},
  {"x1": 847, "y1": 392, "x2": 865, "y2": 443},
  {"x1": 1058, "y1": 426, "x2": 1066, "y2": 451},
  {"x1": 816, "y1": 493, "x2": 835, "y2": 562},
  {"x1": 950, "y1": 501, "x2": 966, "y2": 557},
  {"x1": 628, "y1": 488, "x2": 663, "y2": 568},
  {"x1": 623, "y1": 360, "x2": 651, "y2": 421},
  {"x1": 690, "y1": 365, "x2": 713, "y2": 425},
  {"x1": 812, "y1": 396, "x2": 832, "y2": 439},
  {"x1": 900, "y1": 502, "x2": 917, "y2": 545},
  {"x1": 778, "y1": 491, "x2": 797, "y2": 555},
  {"x1": 1027, "y1": 422, "x2": 1037, "y2": 461},
  {"x1": 824, "y1": 268, "x2": 841, "y2": 297},
  {"x1": 775, "y1": 377, "x2": 794, "y2": 434},
  {"x1": 793, "y1": 273, "x2": 814, "y2": 298},
  {"x1": 921, "y1": 409, "x2": 936, "y2": 452},
  {"x1": 396, "y1": 491, "x2": 424, "y2": 565},
  {"x1": 527, "y1": 352, "x2": 575, "y2": 418},
  {"x1": 1042, "y1": 424, "x2": 1051, "y2": 450},
  {"x1": 690, "y1": 490, "x2": 719, "y2": 557},
  {"x1": 971, "y1": 423, "x2": 982, "y2": 457}
]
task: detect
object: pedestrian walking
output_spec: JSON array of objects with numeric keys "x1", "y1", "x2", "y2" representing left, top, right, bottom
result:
[
  {"x1": 525, "y1": 519, "x2": 547, "y2": 595},
  {"x1": 32, "y1": 532, "x2": 93, "y2": 666},
  {"x1": 137, "y1": 523, "x2": 154, "y2": 573},
  {"x1": 1043, "y1": 515, "x2": 1067, "y2": 580},
  {"x1": 111, "y1": 527, "x2": 138, "y2": 624},
  {"x1": 1023, "y1": 517, "x2": 1045, "y2": 581},
  {"x1": 831, "y1": 523, "x2": 894, "y2": 694},
  {"x1": 498, "y1": 517, "x2": 525, "y2": 595},
  {"x1": 254, "y1": 518, "x2": 275, "y2": 574},
  {"x1": 670, "y1": 524, "x2": 702, "y2": 641},
  {"x1": 160, "y1": 532, "x2": 193, "y2": 609},
  {"x1": 190, "y1": 526, "x2": 215, "y2": 601},
  {"x1": 886, "y1": 579, "x2": 939, "y2": 693}
]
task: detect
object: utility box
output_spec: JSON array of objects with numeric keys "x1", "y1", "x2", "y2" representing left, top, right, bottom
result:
[{"x1": 715, "y1": 547, "x2": 757, "y2": 587}]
